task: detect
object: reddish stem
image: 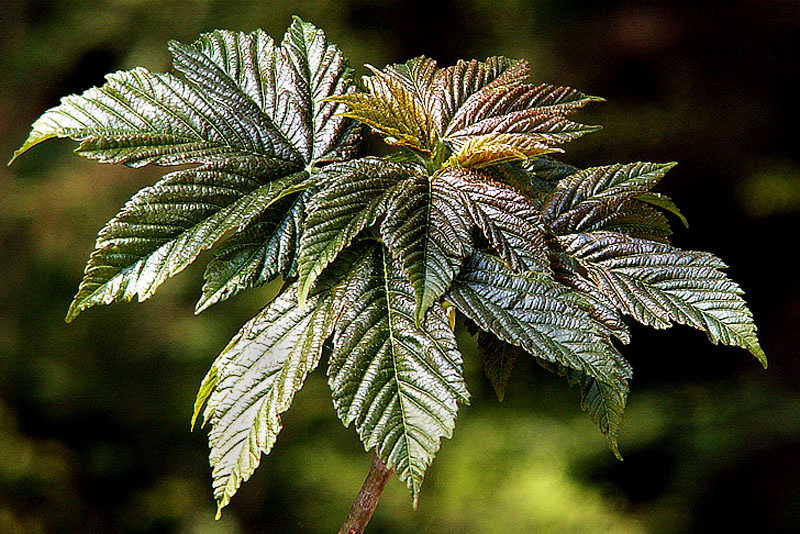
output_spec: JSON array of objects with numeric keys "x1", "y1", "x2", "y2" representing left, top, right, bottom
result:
[{"x1": 337, "y1": 452, "x2": 394, "y2": 534}]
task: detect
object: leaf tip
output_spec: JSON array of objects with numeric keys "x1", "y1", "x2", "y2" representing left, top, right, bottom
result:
[
  {"x1": 64, "y1": 302, "x2": 81, "y2": 324},
  {"x1": 608, "y1": 437, "x2": 623, "y2": 461},
  {"x1": 753, "y1": 345, "x2": 768, "y2": 369}
]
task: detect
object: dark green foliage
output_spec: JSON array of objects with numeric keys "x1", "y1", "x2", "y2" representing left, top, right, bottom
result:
[{"x1": 11, "y1": 16, "x2": 766, "y2": 518}]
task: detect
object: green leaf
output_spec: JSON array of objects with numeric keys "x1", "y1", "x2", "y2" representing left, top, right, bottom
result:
[
  {"x1": 65, "y1": 163, "x2": 308, "y2": 322},
  {"x1": 549, "y1": 249, "x2": 631, "y2": 343},
  {"x1": 199, "y1": 283, "x2": 331, "y2": 517},
  {"x1": 192, "y1": 365, "x2": 217, "y2": 431},
  {"x1": 168, "y1": 21, "x2": 360, "y2": 165},
  {"x1": 328, "y1": 247, "x2": 469, "y2": 504},
  {"x1": 297, "y1": 157, "x2": 415, "y2": 303},
  {"x1": 449, "y1": 252, "x2": 631, "y2": 453},
  {"x1": 637, "y1": 191, "x2": 690, "y2": 229},
  {"x1": 279, "y1": 16, "x2": 364, "y2": 163},
  {"x1": 381, "y1": 173, "x2": 473, "y2": 323},
  {"x1": 448, "y1": 251, "x2": 631, "y2": 385},
  {"x1": 524, "y1": 156, "x2": 581, "y2": 183},
  {"x1": 559, "y1": 231, "x2": 767, "y2": 367},
  {"x1": 11, "y1": 64, "x2": 283, "y2": 167},
  {"x1": 196, "y1": 191, "x2": 307, "y2": 313},
  {"x1": 14, "y1": 21, "x2": 360, "y2": 320},
  {"x1": 542, "y1": 162, "x2": 678, "y2": 234},
  {"x1": 198, "y1": 242, "x2": 376, "y2": 516}
]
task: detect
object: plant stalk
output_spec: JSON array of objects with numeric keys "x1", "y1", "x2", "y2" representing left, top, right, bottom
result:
[{"x1": 338, "y1": 452, "x2": 394, "y2": 534}]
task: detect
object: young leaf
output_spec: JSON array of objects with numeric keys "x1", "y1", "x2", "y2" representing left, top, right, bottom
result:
[
  {"x1": 428, "y1": 56, "x2": 520, "y2": 135},
  {"x1": 559, "y1": 231, "x2": 767, "y2": 367},
  {"x1": 331, "y1": 56, "x2": 600, "y2": 167},
  {"x1": 332, "y1": 59, "x2": 435, "y2": 153},
  {"x1": 328, "y1": 247, "x2": 470, "y2": 504}
]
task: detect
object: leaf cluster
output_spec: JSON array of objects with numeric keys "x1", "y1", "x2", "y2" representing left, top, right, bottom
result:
[{"x1": 11, "y1": 17, "x2": 766, "y2": 516}]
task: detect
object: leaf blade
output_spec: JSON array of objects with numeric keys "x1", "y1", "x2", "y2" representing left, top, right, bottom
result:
[
  {"x1": 328, "y1": 247, "x2": 469, "y2": 502},
  {"x1": 66, "y1": 162, "x2": 308, "y2": 322},
  {"x1": 202, "y1": 283, "x2": 333, "y2": 516},
  {"x1": 297, "y1": 157, "x2": 414, "y2": 303},
  {"x1": 381, "y1": 173, "x2": 473, "y2": 323},
  {"x1": 560, "y1": 231, "x2": 767, "y2": 367}
]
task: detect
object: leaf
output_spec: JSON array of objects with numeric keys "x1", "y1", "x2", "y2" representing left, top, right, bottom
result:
[
  {"x1": 328, "y1": 247, "x2": 469, "y2": 503},
  {"x1": 11, "y1": 64, "x2": 288, "y2": 167},
  {"x1": 448, "y1": 252, "x2": 631, "y2": 453},
  {"x1": 428, "y1": 56, "x2": 520, "y2": 134},
  {"x1": 441, "y1": 64, "x2": 602, "y2": 167},
  {"x1": 549, "y1": 248, "x2": 631, "y2": 343},
  {"x1": 381, "y1": 166, "x2": 550, "y2": 323},
  {"x1": 331, "y1": 56, "x2": 600, "y2": 168},
  {"x1": 559, "y1": 231, "x2": 767, "y2": 367},
  {"x1": 199, "y1": 283, "x2": 332, "y2": 516},
  {"x1": 446, "y1": 132, "x2": 564, "y2": 168},
  {"x1": 380, "y1": 173, "x2": 473, "y2": 323},
  {"x1": 542, "y1": 162, "x2": 677, "y2": 233},
  {"x1": 637, "y1": 192, "x2": 690, "y2": 229},
  {"x1": 168, "y1": 20, "x2": 360, "y2": 165},
  {"x1": 524, "y1": 156, "x2": 581, "y2": 183},
  {"x1": 13, "y1": 21, "x2": 361, "y2": 320},
  {"x1": 330, "y1": 59, "x2": 434, "y2": 152},
  {"x1": 66, "y1": 162, "x2": 309, "y2": 322},
  {"x1": 196, "y1": 191, "x2": 307, "y2": 313},
  {"x1": 441, "y1": 167, "x2": 550, "y2": 273},
  {"x1": 448, "y1": 251, "x2": 631, "y2": 385},
  {"x1": 279, "y1": 16, "x2": 364, "y2": 163},
  {"x1": 297, "y1": 157, "x2": 415, "y2": 303}
]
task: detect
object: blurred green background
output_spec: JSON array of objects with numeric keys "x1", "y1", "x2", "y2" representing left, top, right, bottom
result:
[{"x1": 1, "y1": 1, "x2": 799, "y2": 532}]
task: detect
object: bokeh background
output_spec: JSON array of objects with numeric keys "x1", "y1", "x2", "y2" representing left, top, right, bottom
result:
[{"x1": 1, "y1": 1, "x2": 799, "y2": 532}]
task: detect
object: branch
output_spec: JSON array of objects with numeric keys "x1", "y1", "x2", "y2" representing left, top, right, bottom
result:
[{"x1": 338, "y1": 452, "x2": 394, "y2": 534}]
